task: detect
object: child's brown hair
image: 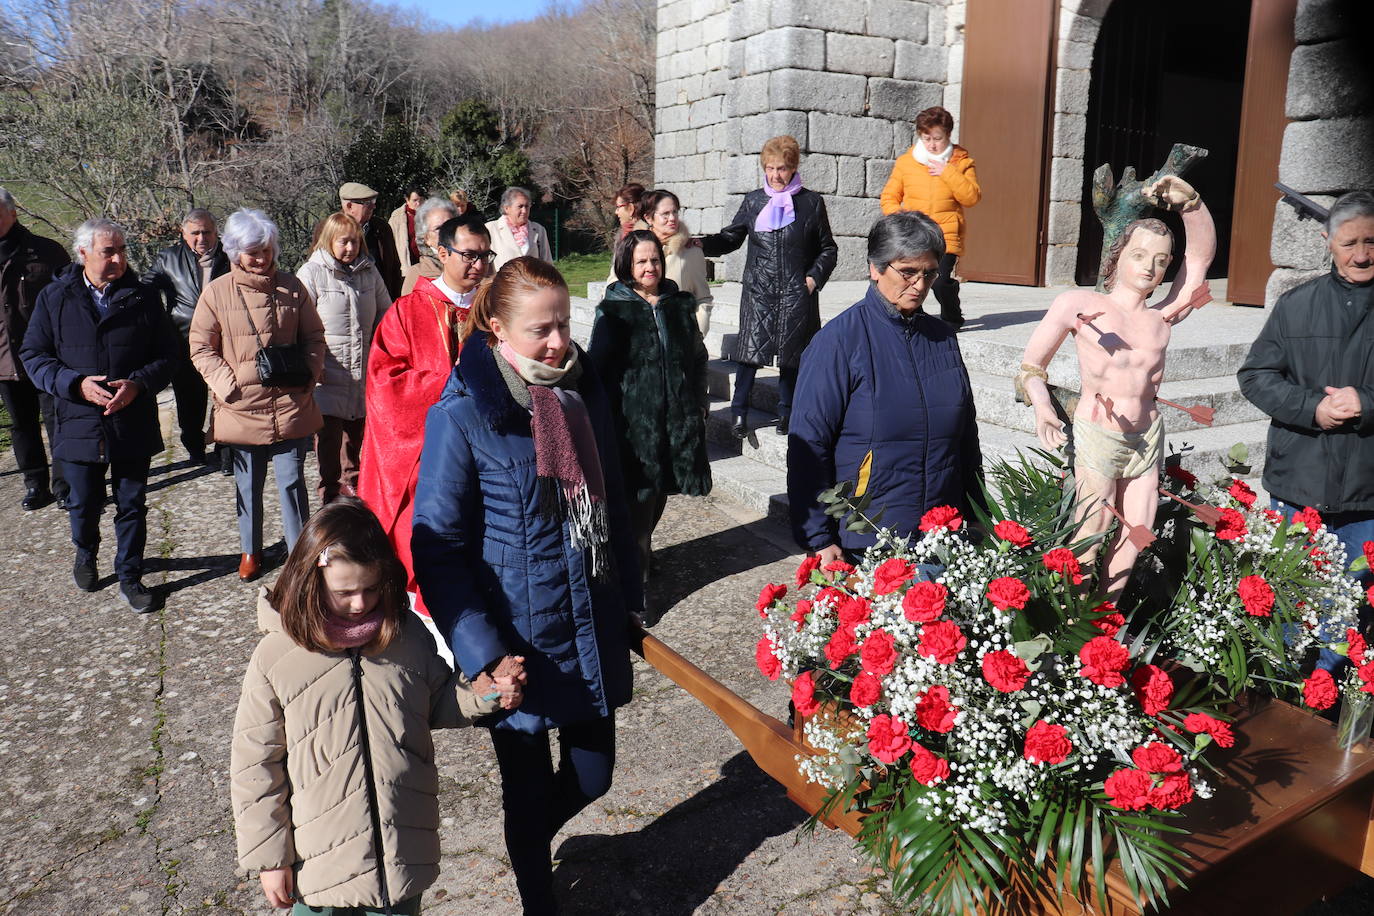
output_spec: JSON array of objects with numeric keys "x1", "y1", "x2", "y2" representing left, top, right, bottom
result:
[{"x1": 268, "y1": 498, "x2": 407, "y2": 653}]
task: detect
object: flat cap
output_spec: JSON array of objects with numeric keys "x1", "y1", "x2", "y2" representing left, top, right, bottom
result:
[{"x1": 339, "y1": 182, "x2": 378, "y2": 202}]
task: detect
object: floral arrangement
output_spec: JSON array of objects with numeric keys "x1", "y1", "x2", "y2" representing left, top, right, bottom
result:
[
  {"x1": 754, "y1": 464, "x2": 1234, "y2": 915},
  {"x1": 1153, "y1": 469, "x2": 1368, "y2": 712}
]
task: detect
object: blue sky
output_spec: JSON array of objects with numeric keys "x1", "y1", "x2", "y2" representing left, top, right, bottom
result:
[{"x1": 376, "y1": 0, "x2": 554, "y2": 29}]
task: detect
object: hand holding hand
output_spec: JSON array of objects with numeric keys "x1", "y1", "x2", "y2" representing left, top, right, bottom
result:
[
  {"x1": 1035, "y1": 408, "x2": 1067, "y2": 450},
  {"x1": 259, "y1": 867, "x2": 294, "y2": 908},
  {"x1": 80, "y1": 375, "x2": 112, "y2": 408},
  {"x1": 1324, "y1": 385, "x2": 1362, "y2": 418},
  {"x1": 491, "y1": 673, "x2": 524, "y2": 709},
  {"x1": 102, "y1": 378, "x2": 141, "y2": 415},
  {"x1": 816, "y1": 544, "x2": 845, "y2": 568}
]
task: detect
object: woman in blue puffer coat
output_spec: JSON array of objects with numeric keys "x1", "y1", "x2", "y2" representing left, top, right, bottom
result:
[{"x1": 411, "y1": 256, "x2": 642, "y2": 916}]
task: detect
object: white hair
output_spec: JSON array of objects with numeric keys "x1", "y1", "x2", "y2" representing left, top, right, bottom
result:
[
  {"x1": 221, "y1": 208, "x2": 280, "y2": 262},
  {"x1": 72, "y1": 218, "x2": 127, "y2": 264},
  {"x1": 0, "y1": 186, "x2": 15, "y2": 213},
  {"x1": 501, "y1": 186, "x2": 532, "y2": 210},
  {"x1": 415, "y1": 196, "x2": 459, "y2": 235},
  {"x1": 1327, "y1": 191, "x2": 1374, "y2": 236}
]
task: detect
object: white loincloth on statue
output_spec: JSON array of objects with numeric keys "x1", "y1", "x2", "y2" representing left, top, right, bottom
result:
[{"x1": 1071, "y1": 414, "x2": 1163, "y2": 480}]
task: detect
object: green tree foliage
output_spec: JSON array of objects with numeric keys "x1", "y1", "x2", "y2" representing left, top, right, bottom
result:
[
  {"x1": 436, "y1": 99, "x2": 535, "y2": 215},
  {"x1": 341, "y1": 121, "x2": 437, "y2": 214}
]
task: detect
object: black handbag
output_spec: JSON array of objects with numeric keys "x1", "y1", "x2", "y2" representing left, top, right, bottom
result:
[{"x1": 237, "y1": 285, "x2": 312, "y2": 389}]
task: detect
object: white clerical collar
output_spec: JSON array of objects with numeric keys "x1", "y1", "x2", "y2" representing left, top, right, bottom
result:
[{"x1": 433, "y1": 277, "x2": 476, "y2": 307}]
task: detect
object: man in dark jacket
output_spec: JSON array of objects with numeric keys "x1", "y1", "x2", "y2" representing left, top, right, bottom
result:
[
  {"x1": 788, "y1": 211, "x2": 982, "y2": 563},
  {"x1": 1238, "y1": 190, "x2": 1374, "y2": 591},
  {"x1": 146, "y1": 208, "x2": 228, "y2": 464},
  {"x1": 20, "y1": 218, "x2": 179, "y2": 612},
  {"x1": 340, "y1": 182, "x2": 402, "y2": 300},
  {"x1": 0, "y1": 187, "x2": 71, "y2": 510}
]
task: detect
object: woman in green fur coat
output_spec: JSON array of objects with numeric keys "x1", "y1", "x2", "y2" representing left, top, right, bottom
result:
[{"x1": 588, "y1": 229, "x2": 711, "y2": 583}]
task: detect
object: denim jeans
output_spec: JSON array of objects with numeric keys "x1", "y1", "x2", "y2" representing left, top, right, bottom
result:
[{"x1": 232, "y1": 437, "x2": 310, "y2": 554}]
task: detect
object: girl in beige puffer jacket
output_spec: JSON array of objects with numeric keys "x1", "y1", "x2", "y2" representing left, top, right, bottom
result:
[{"x1": 230, "y1": 499, "x2": 524, "y2": 913}]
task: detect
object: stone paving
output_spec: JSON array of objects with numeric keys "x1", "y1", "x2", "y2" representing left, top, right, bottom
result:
[{"x1": 4, "y1": 394, "x2": 1374, "y2": 916}]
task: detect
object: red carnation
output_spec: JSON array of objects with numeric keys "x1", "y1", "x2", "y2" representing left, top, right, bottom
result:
[
  {"x1": 823, "y1": 560, "x2": 855, "y2": 575},
  {"x1": 849, "y1": 671, "x2": 881, "y2": 708},
  {"x1": 914, "y1": 684, "x2": 959, "y2": 733},
  {"x1": 791, "y1": 670, "x2": 821, "y2": 718},
  {"x1": 1132, "y1": 741, "x2": 1183, "y2": 774},
  {"x1": 1104, "y1": 767, "x2": 1154, "y2": 811},
  {"x1": 1183, "y1": 713, "x2": 1235, "y2": 748},
  {"x1": 986, "y1": 576, "x2": 1031, "y2": 612},
  {"x1": 902, "y1": 580, "x2": 947, "y2": 622},
  {"x1": 755, "y1": 635, "x2": 781, "y2": 680},
  {"x1": 873, "y1": 557, "x2": 916, "y2": 595},
  {"x1": 1368, "y1": 584, "x2": 1374, "y2": 608},
  {"x1": 866, "y1": 714, "x2": 912, "y2": 764},
  {"x1": 1358, "y1": 662, "x2": 1374, "y2": 694},
  {"x1": 1024, "y1": 720, "x2": 1073, "y2": 765},
  {"x1": 1293, "y1": 506, "x2": 1323, "y2": 535},
  {"x1": 860, "y1": 629, "x2": 898, "y2": 676},
  {"x1": 1131, "y1": 664, "x2": 1174, "y2": 716},
  {"x1": 1164, "y1": 464, "x2": 1197, "y2": 488},
  {"x1": 1149, "y1": 771, "x2": 1195, "y2": 810},
  {"x1": 837, "y1": 595, "x2": 873, "y2": 629},
  {"x1": 1215, "y1": 508, "x2": 1248, "y2": 541},
  {"x1": 1310, "y1": 547, "x2": 1330, "y2": 570},
  {"x1": 1364, "y1": 541, "x2": 1374, "y2": 569},
  {"x1": 981, "y1": 650, "x2": 1032, "y2": 693},
  {"x1": 993, "y1": 519, "x2": 1033, "y2": 548},
  {"x1": 824, "y1": 625, "x2": 857, "y2": 669},
  {"x1": 1078, "y1": 635, "x2": 1130, "y2": 687},
  {"x1": 1090, "y1": 601, "x2": 1126, "y2": 637},
  {"x1": 1304, "y1": 668, "x2": 1338, "y2": 710},
  {"x1": 1228, "y1": 478, "x2": 1257, "y2": 508},
  {"x1": 756, "y1": 583, "x2": 787, "y2": 615},
  {"x1": 790, "y1": 599, "x2": 812, "y2": 630},
  {"x1": 918, "y1": 505, "x2": 963, "y2": 533},
  {"x1": 1353, "y1": 628, "x2": 1370, "y2": 667},
  {"x1": 917, "y1": 620, "x2": 967, "y2": 665},
  {"x1": 1237, "y1": 575, "x2": 1275, "y2": 617},
  {"x1": 795, "y1": 555, "x2": 820, "y2": 587},
  {"x1": 1042, "y1": 547, "x2": 1084, "y2": 585},
  {"x1": 908, "y1": 743, "x2": 951, "y2": 785}
]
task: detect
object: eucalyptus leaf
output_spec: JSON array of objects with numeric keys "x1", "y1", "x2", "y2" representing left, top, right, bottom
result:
[{"x1": 1014, "y1": 636, "x2": 1052, "y2": 662}]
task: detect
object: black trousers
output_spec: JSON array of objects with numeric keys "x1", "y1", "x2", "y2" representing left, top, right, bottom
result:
[
  {"x1": 170, "y1": 341, "x2": 208, "y2": 456},
  {"x1": 731, "y1": 363, "x2": 799, "y2": 419},
  {"x1": 932, "y1": 253, "x2": 962, "y2": 325},
  {"x1": 0, "y1": 378, "x2": 66, "y2": 496},
  {"x1": 490, "y1": 716, "x2": 616, "y2": 915},
  {"x1": 61, "y1": 456, "x2": 150, "y2": 583}
]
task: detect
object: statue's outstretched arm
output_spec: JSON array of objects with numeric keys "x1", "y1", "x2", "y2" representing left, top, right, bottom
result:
[
  {"x1": 1018, "y1": 296, "x2": 1076, "y2": 450},
  {"x1": 1146, "y1": 177, "x2": 1217, "y2": 323}
]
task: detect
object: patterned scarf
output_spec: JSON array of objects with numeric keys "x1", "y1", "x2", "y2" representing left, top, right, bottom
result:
[
  {"x1": 754, "y1": 172, "x2": 803, "y2": 233},
  {"x1": 496, "y1": 342, "x2": 610, "y2": 576},
  {"x1": 507, "y1": 217, "x2": 530, "y2": 251},
  {"x1": 323, "y1": 610, "x2": 384, "y2": 649}
]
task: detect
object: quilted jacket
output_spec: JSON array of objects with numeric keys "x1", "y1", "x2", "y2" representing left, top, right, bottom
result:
[
  {"x1": 879, "y1": 145, "x2": 981, "y2": 256},
  {"x1": 296, "y1": 248, "x2": 389, "y2": 420},
  {"x1": 230, "y1": 592, "x2": 497, "y2": 908},
  {"x1": 411, "y1": 333, "x2": 642, "y2": 734}
]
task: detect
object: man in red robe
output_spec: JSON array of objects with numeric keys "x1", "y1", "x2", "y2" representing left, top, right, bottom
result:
[{"x1": 358, "y1": 214, "x2": 494, "y2": 614}]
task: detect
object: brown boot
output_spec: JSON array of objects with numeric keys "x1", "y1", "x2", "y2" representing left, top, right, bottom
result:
[{"x1": 238, "y1": 552, "x2": 262, "y2": 582}]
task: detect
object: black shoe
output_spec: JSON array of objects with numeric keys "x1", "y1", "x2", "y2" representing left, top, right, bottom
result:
[
  {"x1": 220, "y1": 449, "x2": 234, "y2": 476},
  {"x1": 187, "y1": 448, "x2": 207, "y2": 465},
  {"x1": 731, "y1": 415, "x2": 748, "y2": 439},
  {"x1": 121, "y1": 580, "x2": 161, "y2": 613},
  {"x1": 55, "y1": 492, "x2": 72, "y2": 510},
  {"x1": 22, "y1": 486, "x2": 54, "y2": 511},
  {"x1": 74, "y1": 557, "x2": 99, "y2": 592},
  {"x1": 775, "y1": 416, "x2": 790, "y2": 436}
]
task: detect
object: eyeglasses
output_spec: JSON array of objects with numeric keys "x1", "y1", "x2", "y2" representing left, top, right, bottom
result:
[
  {"x1": 886, "y1": 265, "x2": 940, "y2": 286},
  {"x1": 442, "y1": 246, "x2": 496, "y2": 264}
]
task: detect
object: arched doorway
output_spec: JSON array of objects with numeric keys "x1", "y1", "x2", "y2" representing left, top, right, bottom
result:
[{"x1": 1074, "y1": 0, "x2": 1252, "y2": 286}]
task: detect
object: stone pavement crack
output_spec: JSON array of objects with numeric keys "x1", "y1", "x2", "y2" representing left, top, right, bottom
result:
[
  {"x1": 0, "y1": 828, "x2": 128, "y2": 909},
  {"x1": 146, "y1": 487, "x2": 179, "y2": 915}
]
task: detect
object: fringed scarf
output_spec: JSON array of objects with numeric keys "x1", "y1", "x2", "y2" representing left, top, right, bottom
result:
[
  {"x1": 496, "y1": 342, "x2": 611, "y2": 577},
  {"x1": 754, "y1": 172, "x2": 803, "y2": 233}
]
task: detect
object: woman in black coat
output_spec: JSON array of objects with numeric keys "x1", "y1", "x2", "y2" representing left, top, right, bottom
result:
[
  {"x1": 700, "y1": 134, "x2": 838, "y2": 438},
  {"x1": 588, "y1": 230, "x2": 711, "y2": 584}
]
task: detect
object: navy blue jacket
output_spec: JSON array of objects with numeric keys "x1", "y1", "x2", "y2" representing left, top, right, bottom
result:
[
  {"x1": 787, "y1": 285, "x2": 983, "y2": 554},
  {"x1": 411, "y1": 334, "x2": 642, "y2": 733},
  {"x1": 20, "y1": 266, "x2": 179, "y2": 463}
]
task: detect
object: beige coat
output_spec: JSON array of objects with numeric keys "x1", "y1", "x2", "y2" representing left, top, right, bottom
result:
[
  {"x1": 231, "y1": 592, "x2": 497, "y2": 908},
  {"x1": 190, "y1": 265, "x2": 326, "y2": 446},
  {"x1": 388, "y1": 204, "x2": 419, "y2": 271},
  {"x1": 295, "y1": 249, "x2": 389, "y2": 420},
  {"x1": 401, "y1": 253, "x2": 442, "y2": 297},
  {"x1": 486, "y1": 216, "x2": 553, "y2": 269}
]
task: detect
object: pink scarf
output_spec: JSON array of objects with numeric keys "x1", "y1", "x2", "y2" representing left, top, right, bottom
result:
[
  {"x1": 323, "y1": 610, "x2": 384, "y2": 649},
  {"x1": 754, "y1": 172, "x2": 803, "y2": 233},
  {"x1": 508, "y1": 218, "x2": 530, "y2": 250}
]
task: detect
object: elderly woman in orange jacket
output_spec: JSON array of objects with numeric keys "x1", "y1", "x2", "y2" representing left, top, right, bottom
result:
[{"x1": 879, "y1": 106, "x2": 980, "y2": 329}]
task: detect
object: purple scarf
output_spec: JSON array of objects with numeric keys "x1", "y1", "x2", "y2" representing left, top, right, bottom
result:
[
  {"x1": 754, "y1": 172, "x2": 803, "y2": 233},
  {"x1": 323, "y1": 610, "x2": 384, "y2": 649}
]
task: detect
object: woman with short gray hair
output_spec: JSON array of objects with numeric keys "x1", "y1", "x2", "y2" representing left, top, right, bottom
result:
[
  {"x1": 787, "y1": 210, "x2": 983, "y2": 566},
  {"x1": 486, "y1": 186, "x2": 553, "y2": 269},
  {"x1": 190, "y1": 208, "x2": 325, "y2": 582}
]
